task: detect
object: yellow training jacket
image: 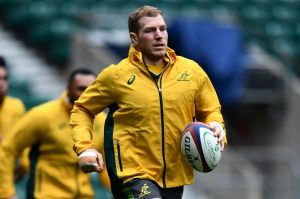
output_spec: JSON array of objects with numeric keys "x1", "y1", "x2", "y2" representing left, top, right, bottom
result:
[
  {"x1": 0, "y1": 96, "x2": 25, "y2": 138},
  {"x1": 0, "y1": 96, "x2": 29, "y2": 185},
  {"x1": 0, "y1": 93, "x2": 109, "y2": 198},
  {"x1": 70, "y1": 45, "x2": 225, "y2": 193}
]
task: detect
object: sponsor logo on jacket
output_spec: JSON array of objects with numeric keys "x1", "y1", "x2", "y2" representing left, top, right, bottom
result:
[{"x1": 127, "y1": 75, "x2": 136, "y2": 85}]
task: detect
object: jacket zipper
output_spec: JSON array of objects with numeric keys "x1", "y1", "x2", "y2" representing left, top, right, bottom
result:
[
  {"x1": 116, "y1": 140, "x2": 123, "y2": 172},
  {"x1": 142, "y1": 57, "x2": 168, "y2": 188},
  {"x1": 158, "y1": 83, "x2": 167, "y2": 188}
]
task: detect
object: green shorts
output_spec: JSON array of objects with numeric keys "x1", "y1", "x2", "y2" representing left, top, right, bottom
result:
[{"x1": 113, "y1": 179, "x2": 184, "y2": 199}]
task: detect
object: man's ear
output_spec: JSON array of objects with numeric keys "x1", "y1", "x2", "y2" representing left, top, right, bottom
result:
[{"x1": 130, "y1": 32, "x2": 138, "y2": 45}]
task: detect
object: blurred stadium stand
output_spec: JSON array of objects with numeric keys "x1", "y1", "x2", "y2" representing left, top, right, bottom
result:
[
  {"x1": 0, "y1": 24, "x2": 64, "y2": 110},
  {"x1": 183, "y1": 146, "x2": 300, "y2": 199},
  {"x1": 1, "y1": 0, "x2": 300, "y2": 198},
  {"x1": 0, "y1": 0, "x2": 299, "y2": 75},
  {"x1": 168, "y1": 18, "x2": 246, "y2": 106}
]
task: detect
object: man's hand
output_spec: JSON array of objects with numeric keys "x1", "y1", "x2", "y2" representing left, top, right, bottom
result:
[
  {"x1": 78, "y1": 148, "x2": 103, "y2": 173},
  {"x1": 208, "y1": 122, "x2": 225, "y2": 152}
]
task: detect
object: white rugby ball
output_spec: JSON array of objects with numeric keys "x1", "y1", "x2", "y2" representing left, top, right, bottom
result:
[{"x1": 181, "y1": 122, "x2": 221, "y2": 172}]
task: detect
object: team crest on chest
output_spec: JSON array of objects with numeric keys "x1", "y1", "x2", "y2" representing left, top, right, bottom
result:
[{"x1": 177, "y1": 71, "x2": 190, "y2": 81}]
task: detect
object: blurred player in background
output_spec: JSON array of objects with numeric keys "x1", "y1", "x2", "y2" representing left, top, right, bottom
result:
[
  {"x1": 0, "y1": 68, "x2": 110, "y2": 199},
  {"x1": 0, "y1": 55, "x2": 29, "y2": 185},
  {"x1": 0, "y1": 55, "x2": 25, "y2": 146},
  {"x1": 70, "y1": 5, "x2": 226, "y2": 199}
]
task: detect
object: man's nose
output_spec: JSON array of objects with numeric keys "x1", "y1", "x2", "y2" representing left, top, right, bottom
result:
[{"x1": 155, "y1": 29, "x2": 162, "y2": 38}]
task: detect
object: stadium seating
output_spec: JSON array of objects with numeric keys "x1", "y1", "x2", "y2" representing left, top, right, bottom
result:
[
  {"x1": 9, "y1": 78, "x2": 47, "y2": 110},
  {"x1": 0, "y1": 0, "x2": 299, "y2": 73},
  {"x1": 1, "y1": 1, "x2": 299, "y2": 198}
]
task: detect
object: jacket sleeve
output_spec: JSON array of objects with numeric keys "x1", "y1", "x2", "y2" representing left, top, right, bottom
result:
[
  {"x1": 16, "y1": 100, "x2": 31, "y2": 174},
  {"x1": 0, "y1": 108, "x2": 46, "y2": 197},
  {"x1": 92, "y1": 112, "x2": 111, "y2": 190},
  {"x1": 195, "y1": 70, "x2": 227, "y2": 144},
  {"x1": 70, "y1": 68, "x2": 115, "y2": 155},
  {"x1": 0, "y1": 144, "x2": 16, "y2": 197}
]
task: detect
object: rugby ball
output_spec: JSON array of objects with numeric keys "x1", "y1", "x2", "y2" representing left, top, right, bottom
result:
[{"x1": 181, "y1": 122, "x2": 221, "y2": 172}]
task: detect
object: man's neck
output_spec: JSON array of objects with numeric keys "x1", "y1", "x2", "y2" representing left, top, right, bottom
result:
[{"x1": 143, "y1": 57, "x2": 163, "y2": 66}]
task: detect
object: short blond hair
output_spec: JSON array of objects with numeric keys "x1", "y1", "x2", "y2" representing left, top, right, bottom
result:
[{"x1": 128, "y1": 5, "x2": 163, "y2": 34}]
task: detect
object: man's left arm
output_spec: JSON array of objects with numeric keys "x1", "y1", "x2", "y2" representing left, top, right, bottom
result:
[{"x1": 195, "y1": 74, "x2": 227, "y2": 150}]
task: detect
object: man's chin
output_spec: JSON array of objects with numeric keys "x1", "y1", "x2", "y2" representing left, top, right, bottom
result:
[{"x1": 153, "y1": 51, "x2": 166, "y2": 58}]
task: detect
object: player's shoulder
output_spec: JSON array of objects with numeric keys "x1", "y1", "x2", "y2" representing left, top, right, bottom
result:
[
  {"x1": 97, "y1": 59, "x2": 133, "y2": 80},
  {"x1": 175, "y1": 56, "x2": 207, "y2": 75},
  {"x1": 176, "y1": 56, "x2": 198, "y2": 65},
  {"x1": 28, "y1": 98, "x2": 59, "y2": 115},
  {"x1": 22, "y1": 99, "x2": 63, "y2": 126},
  {"x1": 105, "y1": 59, "x2": 132, "y2": 72},
  {"x1": 5, "y1": 95, "x2": 25, "y2": 109},
  {"x1": 3, "y1": 96, "x2": 25, "y2": 114},
  {"x1": 6, "y1": 95, "x2": 24, "y2": 104}
]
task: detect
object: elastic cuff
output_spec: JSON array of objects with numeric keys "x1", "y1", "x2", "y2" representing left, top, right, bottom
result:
[{"x1": 78, "y1": 151, "x2": 97, "y2": 159}]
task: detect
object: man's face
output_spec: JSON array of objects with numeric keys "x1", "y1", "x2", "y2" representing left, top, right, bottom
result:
[
  {"x1": 131, "y1": 15, "x2": 168, "y2": 64},
  {"x1": 0, "y1": 67, "x2": 8, "y2": 98},
  {"x1": 68, "y1": 74, "x2": 95, "y2": 104}
]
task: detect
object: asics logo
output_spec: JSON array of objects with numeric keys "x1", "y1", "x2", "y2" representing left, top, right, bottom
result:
[{"x1": 127, "y1": 75, "x2": 136, "y2": 85}]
